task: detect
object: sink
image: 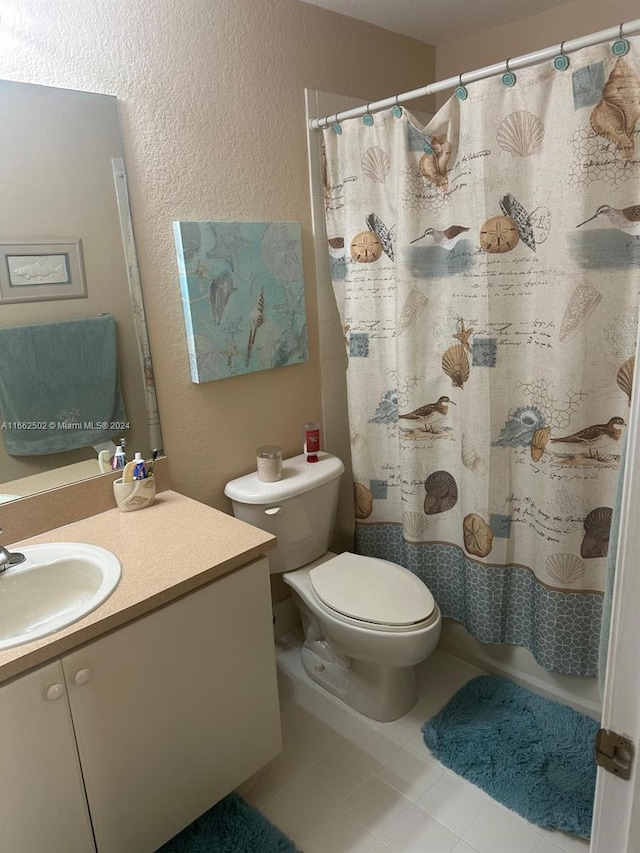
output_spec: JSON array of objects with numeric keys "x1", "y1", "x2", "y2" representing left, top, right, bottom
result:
[{"x1": 0, "y1": 543, "x2": 121, "y2": 650}]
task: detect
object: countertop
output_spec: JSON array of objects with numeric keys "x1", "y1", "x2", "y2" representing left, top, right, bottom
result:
[
  {"x1": 2, "y1": 459, "x2": 101, "y2": 497},
  {"x1": 0, "y1": 490, "x2": 276, "y2": 685}
]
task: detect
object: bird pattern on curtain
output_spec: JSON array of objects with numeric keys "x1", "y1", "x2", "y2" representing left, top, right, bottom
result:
[{"x1": 322, "y1": 40, "x2": 640, "y2": 676}]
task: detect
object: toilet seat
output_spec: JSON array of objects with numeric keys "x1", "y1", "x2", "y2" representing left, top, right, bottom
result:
[{"x1": 309, "y1": 553, "x2": 436, "y2": 632}]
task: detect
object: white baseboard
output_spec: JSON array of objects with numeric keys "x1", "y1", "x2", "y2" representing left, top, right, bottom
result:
[{"x1": 273, "y1": 596, "x2": 301, "y2": 640}]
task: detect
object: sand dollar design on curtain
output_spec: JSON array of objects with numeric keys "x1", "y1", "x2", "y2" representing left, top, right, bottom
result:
[{"x1": 323, "y1": 40, "x2": 640, "y2": 676}]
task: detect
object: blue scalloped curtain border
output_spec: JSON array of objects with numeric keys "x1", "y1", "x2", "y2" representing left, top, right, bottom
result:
[{"x1": 355, "y1": 523, "x2": 602, "y2": 677}]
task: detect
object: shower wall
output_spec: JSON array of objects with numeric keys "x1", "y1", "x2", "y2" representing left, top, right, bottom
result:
[
  {"x1": 305, "y1": 88, "x2": 602, "y2": 718},
  {"x1": 305, "y1": 88, "x2": 361, "y2": 553}
]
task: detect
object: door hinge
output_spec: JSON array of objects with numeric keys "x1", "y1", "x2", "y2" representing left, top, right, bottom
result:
[{"x1": 595, "y1": 728, "x2": 634, "y2": 780}]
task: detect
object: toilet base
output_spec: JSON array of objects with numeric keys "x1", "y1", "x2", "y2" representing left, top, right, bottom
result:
[{"x1": 300, "y1": 637, "x2": 419, "y2": 722}]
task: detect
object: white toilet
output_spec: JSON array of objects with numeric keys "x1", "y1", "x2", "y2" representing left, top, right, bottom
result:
[{"x1": 224, "y1": 451, "x2": 441, "y2": 721}]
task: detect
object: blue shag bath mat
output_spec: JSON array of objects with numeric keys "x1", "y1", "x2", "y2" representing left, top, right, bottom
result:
[
  {"x1": 422, "y1": 675, "x2": 599, "y2": 837},
  {"x1": 157, "y1": 793, "x2": 301, "y2": 853}
]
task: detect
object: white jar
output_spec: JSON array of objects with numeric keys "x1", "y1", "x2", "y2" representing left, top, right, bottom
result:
[{"x1": 256, "y1": 446, "x2": 283, "y2": 482}]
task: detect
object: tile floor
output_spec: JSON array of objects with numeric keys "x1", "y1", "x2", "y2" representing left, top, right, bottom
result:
[{"x1": 238, "y1": 634, "x2": 592, "y2": 853}]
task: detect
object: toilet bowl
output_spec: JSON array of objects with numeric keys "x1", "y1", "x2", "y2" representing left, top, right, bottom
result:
[
  {"x1": 284, "y1": 552, "x2": 441, "y2": 721},
  {"x1": 224, "y1": 452, "x2": 442, "y2": 721}
]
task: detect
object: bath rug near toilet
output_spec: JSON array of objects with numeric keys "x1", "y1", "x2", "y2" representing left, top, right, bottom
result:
[
  {"x1": 422, "y1": 675, "x2": 599, "y2": 837},
  {"x1": 157, "y1": 793, "x2": 301, "y2": 853}
]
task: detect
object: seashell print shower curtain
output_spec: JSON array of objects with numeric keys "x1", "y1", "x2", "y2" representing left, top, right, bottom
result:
[{"x1": 322, "y1": 39, "x2": 640, "y2": 676}]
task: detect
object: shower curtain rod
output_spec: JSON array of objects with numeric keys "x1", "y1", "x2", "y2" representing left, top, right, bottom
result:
[{"x1": 308, "y1": 18, "x2": 640, "y2": 129}]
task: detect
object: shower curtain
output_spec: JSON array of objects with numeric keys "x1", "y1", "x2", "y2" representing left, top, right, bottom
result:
[{"x1": 322, "y1": 39, "x2": 639, "y2": 677}]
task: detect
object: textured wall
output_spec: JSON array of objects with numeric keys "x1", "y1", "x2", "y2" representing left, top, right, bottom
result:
[
  {"x1": 0, "y1": 0, "x2": 435, "y2": 509},
  {"x1": 435, "y1": 0, "x2": 638, "y2": 107}
]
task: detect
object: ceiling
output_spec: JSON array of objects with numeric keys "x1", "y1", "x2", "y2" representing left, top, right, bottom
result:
[{"x1": 299, "y1": 0, "x2": 574, "y2": 44}]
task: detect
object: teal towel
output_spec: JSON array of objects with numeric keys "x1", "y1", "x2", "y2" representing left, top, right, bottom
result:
[{"x1": 0, "y1": 315, "x2": 127, "y2": 455}]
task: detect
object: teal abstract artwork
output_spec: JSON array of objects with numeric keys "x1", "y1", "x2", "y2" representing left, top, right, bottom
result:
[{"x1": 173, "y1": 221, "x2": 308, "y2": 382}]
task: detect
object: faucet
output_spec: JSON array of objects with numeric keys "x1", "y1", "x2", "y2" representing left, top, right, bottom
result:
[
  {"x1": 0, "y1": 546, "x2": 10, "y2": 572},
  {"x1": 0, "y1": 538, "x2": 26, "y2": 573}
]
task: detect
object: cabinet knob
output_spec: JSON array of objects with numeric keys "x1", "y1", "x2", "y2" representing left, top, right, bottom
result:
[
  {"x1": 44, "y1": 683, "x2": 65, "y2": 701},
  {"x1": 74, "y1": 668, "x2": 92, "y2": 686}
]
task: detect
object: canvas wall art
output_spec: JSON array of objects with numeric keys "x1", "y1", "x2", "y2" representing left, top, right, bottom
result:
[{"x1": 173, "y1": 220, "x2": 308, "y2": 383}]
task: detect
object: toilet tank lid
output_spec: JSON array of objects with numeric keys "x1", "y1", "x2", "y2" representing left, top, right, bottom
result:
[
  {"x1": 224, "y1": 452, "x2": 344, "y2": 505},
  {"x1": 310, "y1": 553, "x2": 435, "y2": 626}
]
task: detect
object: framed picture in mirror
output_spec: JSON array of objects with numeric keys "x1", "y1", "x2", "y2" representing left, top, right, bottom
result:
[{"x1": 0, "y1": 239, "x2": 87, "y2": 303}]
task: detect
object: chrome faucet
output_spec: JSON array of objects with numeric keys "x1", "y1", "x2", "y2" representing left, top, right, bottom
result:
[
  {"x1": 0, "y1": 529, "x2": 26, "y2": 573},
  {"x1": 0, "y1": 546, "x2": 26, "y2": 572}
]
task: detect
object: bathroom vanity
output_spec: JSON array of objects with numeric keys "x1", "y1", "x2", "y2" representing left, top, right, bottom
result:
[{"x1": 0, "y1": 491, "x2": 280, "y2": 853}]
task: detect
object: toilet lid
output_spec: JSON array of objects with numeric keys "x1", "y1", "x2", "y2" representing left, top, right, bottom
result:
[{"x1": 309, "y1": 553, "x2": 435, "y2": 626}]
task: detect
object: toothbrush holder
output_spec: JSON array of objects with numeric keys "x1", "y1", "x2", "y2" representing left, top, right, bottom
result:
[{"x1": 113, "y1": 477, "x2": 156, "y2": 512}]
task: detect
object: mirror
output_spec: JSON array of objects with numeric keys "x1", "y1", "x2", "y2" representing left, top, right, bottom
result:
[{"x1": 0, "y1": 80, "x2": 162, "y2": 500}]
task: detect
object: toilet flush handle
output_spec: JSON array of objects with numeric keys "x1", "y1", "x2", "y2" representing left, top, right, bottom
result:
[{"x1": 264, "y1": 506, "x2": 282, "y2": 516}]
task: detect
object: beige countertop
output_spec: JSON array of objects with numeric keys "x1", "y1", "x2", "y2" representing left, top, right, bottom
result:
[{"x1": 0, "y1": 490, "x2": 276, "y2": 685}]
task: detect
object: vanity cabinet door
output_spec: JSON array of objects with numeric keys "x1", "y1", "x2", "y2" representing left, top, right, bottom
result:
[
  {"x1": 0, "y1": 659, "x2": 96, "y2": 853},
  {"x1": 62, "y1": 557, "x2": 282, "y2": 853}
]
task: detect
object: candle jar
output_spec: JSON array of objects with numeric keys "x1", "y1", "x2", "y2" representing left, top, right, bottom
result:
[{"x1": 256, "y1": 446, "x2": 283, "y2": 482}]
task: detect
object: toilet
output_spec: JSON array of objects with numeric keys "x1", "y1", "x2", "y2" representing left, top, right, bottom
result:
[{"x1": 224, "y1": 451, "x2": 441, "y2": 721}]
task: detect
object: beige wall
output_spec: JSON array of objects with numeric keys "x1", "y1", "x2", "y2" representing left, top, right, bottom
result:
[
  {"x1": 436, "y1": 0, "x2": 638, "y2": 107},
  {"x1": 0, "y1": 0, "x2": 435, "y2": 510},
  {"x1": 0, "y1": 81, "x2": 149, "y2": 482}
]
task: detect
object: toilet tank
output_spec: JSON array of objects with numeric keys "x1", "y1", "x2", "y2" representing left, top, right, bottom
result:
[{"x1": 224, "y1": 452, "x2": 345, "y2": 574}]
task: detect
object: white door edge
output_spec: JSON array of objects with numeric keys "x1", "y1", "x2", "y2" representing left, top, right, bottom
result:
[{"x1": 590, "y1": 318, "x2": 640, "y2": 853}]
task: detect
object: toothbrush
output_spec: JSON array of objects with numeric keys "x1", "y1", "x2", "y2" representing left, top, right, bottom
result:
[{"x1": 147, "y1": 449, "x2": 159, "y2": 478}]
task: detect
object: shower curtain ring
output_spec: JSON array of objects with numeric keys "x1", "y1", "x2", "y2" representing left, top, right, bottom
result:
[
  {"x1": 392, "y1": 95, "x2": 403, "y2": 118},
  {"x1": 612, "y1": 23, "x2": 630, "y2": 56},
  {"x1": 455, "y1": 73, "x2": 468, "y2": 101},
  {"x1": 363, "y1": 104, "x2": 374, "y2": 126},
  {"x1": 553, "y1": 40, "x2": 570, "y2": 71},
  {"x1": 332, "y1": 112, "x2": 343, "y2": 135},
  {"x1": 502, "y1": 58, "x2": 517, "y2": 87}
]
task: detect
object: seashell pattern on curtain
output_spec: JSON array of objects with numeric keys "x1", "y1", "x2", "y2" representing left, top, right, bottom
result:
[{"x1": 322, "y1": 38, "x2": 640, "y2": 676}]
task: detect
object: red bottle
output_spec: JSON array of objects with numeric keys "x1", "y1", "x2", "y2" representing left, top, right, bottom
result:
[{"x1": 304, "y1": 421, "x2": 320, "y2": 463}]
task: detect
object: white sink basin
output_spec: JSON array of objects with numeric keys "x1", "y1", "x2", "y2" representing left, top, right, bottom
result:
[{"x1": 0, "y1": 543, "x2": 121, "y2": 650}]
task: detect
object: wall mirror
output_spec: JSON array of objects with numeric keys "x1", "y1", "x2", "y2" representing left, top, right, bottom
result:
[{"x1": 0, "y1": 80, "x2": 162, "y2": 501}]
